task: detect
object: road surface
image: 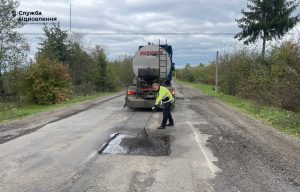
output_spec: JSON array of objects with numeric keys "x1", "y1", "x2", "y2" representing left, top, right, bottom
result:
[{"x1": 0, "y1": 82, "x2": 299, "y2": 192}]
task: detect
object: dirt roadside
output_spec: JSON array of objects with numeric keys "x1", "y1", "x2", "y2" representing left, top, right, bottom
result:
[
  {"x1": 0, "y1": 93, "x2": 124, "y2": 144},
  {"x1": 176, "y1": 82, "x2": 300, "y2": 192}
]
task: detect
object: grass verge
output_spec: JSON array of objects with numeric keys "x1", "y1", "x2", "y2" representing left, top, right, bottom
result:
[
  {"x1": 176, "y1": 80, "x2": 300, "y2": 138},
  {"x1": 0, "y1": 92, "x2": 115, "y2": 125}
]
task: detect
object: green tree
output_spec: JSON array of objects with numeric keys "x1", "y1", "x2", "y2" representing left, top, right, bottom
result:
[
  {"x1": 23, "y1": 56, "x2": 72, "y2": 104},
  {"x1": 105, "y1": 56, "x2": 135, "y2": 91},
  {"x1": 193, "y1": 63, "x2": 215, "y2": 84},
  {"x1": 114, "y1": 55, "x2": 134, "y2": 86},
  {"x1": 37, "y1": 23, "x2": 69, "y2": 65},
  {"x1": 92, "y1": 45, "x2": 107, "y2": 91},
  {"x1": 68, "y1": 40, "x2": 94, "y2": 95},
  {"x1": 0, "y1": 0, "x2": 29, "y2": 96},
  {"x1": 235, "y1": 0, "x2": 299, "y2": 57},
  {"x1": 182, "y1": 63, "x2": 195, "y2": 82}
]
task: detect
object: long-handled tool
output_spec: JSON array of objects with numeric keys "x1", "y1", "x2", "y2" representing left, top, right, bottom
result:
[{"x1": 142, "y1": 111, "x2": 155, "y2": 137}]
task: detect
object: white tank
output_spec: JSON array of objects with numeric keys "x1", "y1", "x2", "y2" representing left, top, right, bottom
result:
[{"x1": 132, "y1": 45, "x2": 171, "y2": 78}]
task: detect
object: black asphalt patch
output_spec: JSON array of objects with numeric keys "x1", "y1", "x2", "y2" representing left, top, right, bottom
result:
[{"x1": 98, "y1": 132, "x2": 171, "y2": 156}]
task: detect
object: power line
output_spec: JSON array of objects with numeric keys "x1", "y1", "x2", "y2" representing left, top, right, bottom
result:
[{"x1": 20, "y1": 32, "x2": 238, "y2": 36}]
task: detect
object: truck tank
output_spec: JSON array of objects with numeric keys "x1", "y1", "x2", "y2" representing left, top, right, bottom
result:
[{"x1": 132, "y1": 45, "x2": 173, "y2": 81}]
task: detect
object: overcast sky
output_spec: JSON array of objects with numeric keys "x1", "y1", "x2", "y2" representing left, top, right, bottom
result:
[{"x1": 16, "y1": 0, "x2": 300, "y2": 68}]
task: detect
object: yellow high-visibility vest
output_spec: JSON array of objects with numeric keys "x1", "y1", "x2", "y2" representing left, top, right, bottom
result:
[{"x1": 155, "y1": 86, "x2": 174, "y2": 105}]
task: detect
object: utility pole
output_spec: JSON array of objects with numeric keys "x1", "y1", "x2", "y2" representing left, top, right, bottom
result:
[
  {"x1": 215, "y1": 51, "x2": 219, "y2": 92},
  {"x1": 69, "y1": 2, "x2": 72, "y2": 32}
]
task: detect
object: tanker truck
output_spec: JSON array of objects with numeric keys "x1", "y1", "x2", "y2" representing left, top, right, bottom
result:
[{"x1": 124, "y1": 42, "x2": 175, "y2": 109}]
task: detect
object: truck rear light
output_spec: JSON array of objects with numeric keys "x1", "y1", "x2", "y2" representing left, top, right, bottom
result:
[{"x1": 127, "y1": 91, "x2": 136, "y2": 95}]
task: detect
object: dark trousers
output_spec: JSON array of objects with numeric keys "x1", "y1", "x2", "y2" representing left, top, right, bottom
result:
[{"x1": 162, "y1": 102, "x2": 174, "y2": 127}]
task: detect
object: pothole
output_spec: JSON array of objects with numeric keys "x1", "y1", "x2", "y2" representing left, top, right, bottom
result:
[{"x1": 98, "y1": 132, "x2": 171, "y2": 156}]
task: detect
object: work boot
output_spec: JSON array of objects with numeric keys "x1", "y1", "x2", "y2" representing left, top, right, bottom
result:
[
  {"x1": 157, "y1": 126, "x2": 166, "y2": 129},
  {"x1": 166, "y1": 123, "x2": 174, "y2": 126}
]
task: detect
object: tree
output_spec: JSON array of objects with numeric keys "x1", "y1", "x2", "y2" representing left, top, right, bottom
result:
[
  {"x1": 68, "y1": 36, "x2": 94, "y2": 95},
  {"x1": 92, "y1": 45, "x2": 108, "y2": 91},
  {"x1": 182, "y1": 63, "x2": 195, "y2": 82},
  {"x1": 235, "y1": 0, "x2": 299, "y2": 57},
  {"x1": 23, "y1": 56, "x2": 72, "y2": 104},
  {"x1": 37, "y1": 23, "x2": 69, "y2": 65},
  {"x1": 0, "y1": 0, "x2": 29, "y2": 96},
  {"x1": 115, "y1": 56, "x2": 134, "y2": 85},
  {"x1": 105, "y1": 56, "x2": 134, "y2": 91}
]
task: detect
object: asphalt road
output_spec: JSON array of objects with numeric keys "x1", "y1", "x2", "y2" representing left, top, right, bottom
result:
[{"x1": 0, "y1": 82, "x2": 299, "y2": 192}]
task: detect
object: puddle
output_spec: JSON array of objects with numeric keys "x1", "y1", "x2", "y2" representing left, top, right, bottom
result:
[{"x1": 99, "y1": 132, "x2": 171, "y2": 156}]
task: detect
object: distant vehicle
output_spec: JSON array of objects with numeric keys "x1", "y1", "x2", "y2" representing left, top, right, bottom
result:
[{"x1": 124, "y1": 41, "x2": 175, "y2": 109}]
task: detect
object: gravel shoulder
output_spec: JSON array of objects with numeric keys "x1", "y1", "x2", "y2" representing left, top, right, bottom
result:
[
  {"x1": 176, "y1": 82, "x2": 300, "y2": 192},
  {"x1": 0, "y1": 92, "x2": 124, "y2": 144}
]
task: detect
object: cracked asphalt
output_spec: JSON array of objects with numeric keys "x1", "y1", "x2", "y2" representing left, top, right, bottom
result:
[{"x1": 0, "y1": 82, "x2": 299, "y2": 192}]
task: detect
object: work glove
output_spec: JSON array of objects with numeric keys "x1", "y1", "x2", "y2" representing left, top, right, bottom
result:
[{"x1": 152, "y1": 104, "x2": 158, "y2": 111}]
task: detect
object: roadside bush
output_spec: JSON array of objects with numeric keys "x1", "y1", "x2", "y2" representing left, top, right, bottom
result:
[
  {"x1": 192, "y1": 64, "x2": 215, "y2": 84},
  {"x1": 269, "y1": 41, "x2": 300, "y2": 111},
  {"x1": 176, "y1": 63, "x2": 214, "y2": 84},
  {"x1": 220, "y1": 43, "x2": 300, "y2": 112},
  {"x1": 218, "y1": 50, "x2": 257, "y2": 96},
  {"x1": 23, "y1": 56, "x2": 72, "y2": 104},
  {"x1": 238, "y1": 64, "x2": 274, "y2": 104},
  {"x1": 1, "y1": 67, "x2": 25, "y2": 102},
  {"x1": 177, "y1": 64, "x2": 195, "y2": 82},
  {"x1": 177, "y1": 40, "x2": 300, "y2": 112}
]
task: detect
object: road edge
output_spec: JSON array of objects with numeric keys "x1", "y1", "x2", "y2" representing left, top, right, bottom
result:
[{"x1": 0, "y1": 92, "x2": 125, "y2": 144}]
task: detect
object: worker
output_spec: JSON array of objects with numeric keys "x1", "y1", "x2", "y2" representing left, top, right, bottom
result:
[{"x1": 152, "y1": 83, "x2": 174, "y2": 129}]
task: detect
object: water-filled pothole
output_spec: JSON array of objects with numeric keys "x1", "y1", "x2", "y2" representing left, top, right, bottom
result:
[{"x1": 98, "y1": 132, "x2": 171, "y2": 156}]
